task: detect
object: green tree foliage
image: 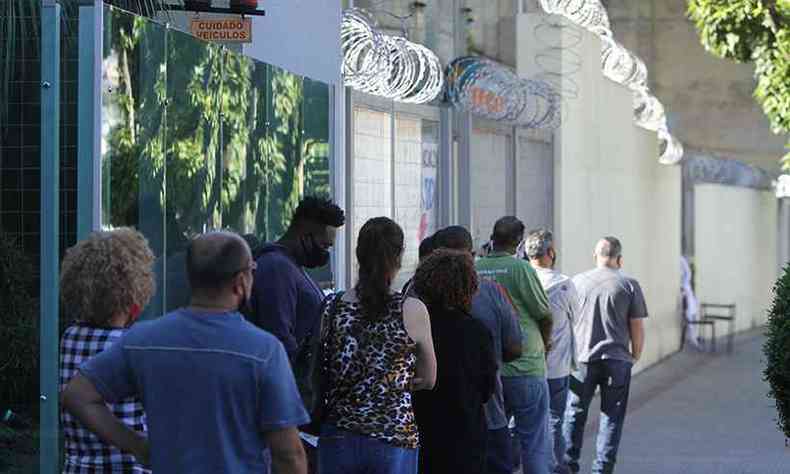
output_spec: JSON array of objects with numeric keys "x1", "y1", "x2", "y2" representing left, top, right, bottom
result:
[
  {"x1": 764, "y1": 264, "x2": 790, "y2": 438},
  {"x1": 0, "y1": 232, "x2": 38, "y2": 406},
  {"x1": 688, "y1": 0, "x2": 790, "y2": 168},
  {"x1": 102, "y1": 9, "x2": 330, "y2": 245}
]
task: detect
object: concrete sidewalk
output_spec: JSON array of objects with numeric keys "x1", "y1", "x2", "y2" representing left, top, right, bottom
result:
[{"x1": 573, "y1": 329, "x2": 789, "y2": 473}]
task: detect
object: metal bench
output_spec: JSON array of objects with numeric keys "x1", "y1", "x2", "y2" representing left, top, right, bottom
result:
[
  {"x1": 701, "y1": 303, "x2": 736, "y2": 354},
  {"x1": 680, "y1": 313, "x2": 716, "y2": 352}
]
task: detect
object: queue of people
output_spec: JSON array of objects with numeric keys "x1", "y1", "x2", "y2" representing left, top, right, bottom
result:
[{"x1": 60, "y1": 196, "x2": 648, "y2": 474}]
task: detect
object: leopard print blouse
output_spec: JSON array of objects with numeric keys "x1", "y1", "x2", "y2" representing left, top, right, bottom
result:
[{"x1": 321, "y1": 293, "x2": 419, "y2": 449}]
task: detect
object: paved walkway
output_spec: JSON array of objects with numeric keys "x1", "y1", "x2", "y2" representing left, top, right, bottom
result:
[{"x1": 574, "y1": 329, "x2": 788, "y2": 473}]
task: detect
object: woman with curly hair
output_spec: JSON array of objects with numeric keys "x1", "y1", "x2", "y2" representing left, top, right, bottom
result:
[
  {"x1": 317, "y1": 217, "x2": 436, "y2": 474},
  {"x1": 412, "y1": 249, "x2": 498, "y2": 474},
  {"x1": 59, "y1": 228, "x2": 155, "y2": 473}
]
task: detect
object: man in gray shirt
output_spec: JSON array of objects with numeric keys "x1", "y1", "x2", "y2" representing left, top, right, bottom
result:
[
  {"x1": 563, "y1": 237, "x2": 647, "y2": 474},
  {"x1": 525, "y1": 229, "x2": 579, "y2": 474}
]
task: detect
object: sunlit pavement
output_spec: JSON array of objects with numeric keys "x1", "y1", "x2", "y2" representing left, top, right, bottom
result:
[{"x1": 569, "y1": 329, "x2": 788, "y2": 474}]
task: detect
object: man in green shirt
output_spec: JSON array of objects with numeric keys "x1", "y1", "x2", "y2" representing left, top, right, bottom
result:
[{"x1": 476, "y1": 216, "x2": 553, "y2": 474}]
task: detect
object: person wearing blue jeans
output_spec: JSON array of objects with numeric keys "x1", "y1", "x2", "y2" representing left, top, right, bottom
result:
[
  {"x1": 563, "y1": 237, "x2": 648, "y2": 474},
  {"x1": 563, "y1": 360, "x2": 632, "y2": 473},
  {"x1": 525, "y1": 229, "x2": 580, "y2": 474},
  {"x1": 476, "y1": 218, "x2": 554, "y2": 474},
  {"x1": 548, "y1": 376, "x2": 570, "y2": 473},
  {"x1": 319, "y1": 425, "x2": 418, "y2": 474},
  {"x1": 502, "y1": 375, "x2": 552, "y2": 474}
]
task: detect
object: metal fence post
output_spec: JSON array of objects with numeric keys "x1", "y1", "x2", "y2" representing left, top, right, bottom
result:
[
  {"x1": 40, "y1": 1, "x2": 61, "y2": 472},
  {"x1": 77, "y1": 0, "x2": 103, "y2": 239}
]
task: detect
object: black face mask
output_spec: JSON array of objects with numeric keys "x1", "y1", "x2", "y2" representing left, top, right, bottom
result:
[{"x1": 300, "y1": 233, "x2": 330, "y2": 269}]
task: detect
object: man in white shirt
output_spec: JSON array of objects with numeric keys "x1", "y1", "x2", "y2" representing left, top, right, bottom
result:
[{"x1": 525, "y1": 229, "x2": 579, "y2": 474}]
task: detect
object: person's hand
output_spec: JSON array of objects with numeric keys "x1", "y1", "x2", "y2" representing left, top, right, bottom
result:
[
  {"x1": 544, "y1": 341, "x2": 554, "y2": 354},
  {"x1": 131, "y1": 438, "x2": 151, "y2": 468}
]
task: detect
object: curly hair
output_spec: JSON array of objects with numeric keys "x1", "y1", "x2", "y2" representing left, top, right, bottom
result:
[
  {"x1": 292, "y1": 196, "x2": 345, "y2": 228},
  {"x1": 413, "y1": 249, "x2": 479, "y2": 313},
  {"x1": 60, "y1": 228, "x2": 155, "y2": 326}
]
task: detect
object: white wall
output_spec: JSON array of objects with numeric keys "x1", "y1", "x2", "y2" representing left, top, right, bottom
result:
[{"x1": 695, "y1": 184, "x2": 779, "y2": 331}]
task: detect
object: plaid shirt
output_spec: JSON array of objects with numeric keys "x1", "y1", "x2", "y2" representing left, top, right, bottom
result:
[{"x1": 60, "y1": 323, "x2": 150, "y2": 473}]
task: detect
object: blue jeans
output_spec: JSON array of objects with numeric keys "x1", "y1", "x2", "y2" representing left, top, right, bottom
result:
[
  {"x1": 563, "y1": 360, "x2": 633, "y2": 474},
  {"x1": 486, "y1": 427, "x2": 513, "y2": 474},
  {"x1": 548, "y1": 377, "x2": 570, "y2": 474},
  {"x1": 318, "y1": 424, "x2": 418, "y2": 474},
  {"x1": 502, "y1": 375, "x2": 551, "y2": 474}
]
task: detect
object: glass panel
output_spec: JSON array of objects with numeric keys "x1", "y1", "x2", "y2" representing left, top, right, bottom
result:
[
  {"x1": 393, "y1": 114, "x2": 439, "y2": 290},
  {"x1": 265, "y1": 64, "x2": 305, "y2": 239},
  {"x1": 470, "y1": 128, "x2": 511, "y2": 249},
  {"x1": 100, "y1": 6, "x2": 167, "y2": 321},
  {"x1": 219, "y1": 51, "x2": 260, "y2": 238},
  {"x1": 351, "y1": 107, "x2": 393, "y2": 282},
  {"x1": 302, "y1": 77, "x2": 332, "y2": 286},
  {"x1": 161, "y1": 28, "x2": 225, "y2": 315},
  {"x1": 99, "y1": 10, "x2": 333, "y2": 315}
]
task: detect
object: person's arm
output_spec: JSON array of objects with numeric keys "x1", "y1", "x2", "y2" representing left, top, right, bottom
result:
[
  {"x1": 403, "y1": 297, "x2": 437, "y2": 391},
  {"x1": 62, "y1": 375, "x2": 149, "y2": 464},
  {"x1": 494, "y1": 283, "x2": 523, "y2": 363},
  {"x1": 478, "y1": 325, "x2": 498, "y2": 403},
  {"x1": 565, "y1": 281, "x2": 581, "y2": 367},
  {"x1": 62, "y1": 341, "x2": 146, "y2": 463},
  {"x1": 265, "y1": 427, "x2": 307, "y2": 474},
  {"x1": 258, "y1": 339, "x2": 310, "y2": 471},
  {"x1": 629, "y1": 318, "x2": 645, "y2": 362},
  {"x1": 518, "y1": 265, "x2": 554, "y2": 351},
  {"x1": 628, "y1": 279, "x2": 649, "y2": 362},
  {"x1": 252, "y1": 259, "x2": 299, "y2": 359}
]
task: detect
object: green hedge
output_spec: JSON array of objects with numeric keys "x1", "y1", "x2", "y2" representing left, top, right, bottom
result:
[
  {"x1": 0, "y1": 232, "x2": 39, "y2": 406},
  {"x1": 764, "y1": 263, "x2": 790, "y2": 438}
]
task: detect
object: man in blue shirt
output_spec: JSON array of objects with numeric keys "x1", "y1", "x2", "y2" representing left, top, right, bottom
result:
[
  {"x1": 62, "y1": 231, "x2": 309, "y2": 474},
  {"x1": 250, "y1": 197, "x2": 345, "y2": 360}
]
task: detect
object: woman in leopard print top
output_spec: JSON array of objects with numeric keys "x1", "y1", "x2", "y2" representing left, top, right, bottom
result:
[{"x1": 318, "y1": 217, "x2": 437, "y2": 474}]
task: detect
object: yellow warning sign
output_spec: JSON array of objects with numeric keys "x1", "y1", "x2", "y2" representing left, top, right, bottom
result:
[{"x1": 190, "y1": 17, "x2": 252, "y2": 43}]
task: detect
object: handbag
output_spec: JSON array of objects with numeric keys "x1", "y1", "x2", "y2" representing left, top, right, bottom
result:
[{"x1": 300, "y1": 291, "x2": 345, "y2": 435}]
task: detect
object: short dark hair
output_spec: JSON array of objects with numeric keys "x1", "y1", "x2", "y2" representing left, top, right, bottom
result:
[
  {"x1": 186, "y1": 232, "x2": 251, "y2": 293},
  {"x1": 598, "y1": 236, "x2": 622, "y2": 258},
  {"x1": 491, "y1": 216, "x2": 525, "y2": 248},
  {"x1": 525, "y1": 229, "x2": 554, "y2": 259},
  {"x1": 291, "y1": 197, "x2": 345, "y2": 228},
  {"x1": 434, "y1": 225, "x2": 473, "y2": 252},
  {"x1": 419, "y1": 234, "x2": 436, "y2": 260}
]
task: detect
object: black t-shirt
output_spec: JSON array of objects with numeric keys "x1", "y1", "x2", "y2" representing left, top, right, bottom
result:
[{"x1": 413, "y1": 307, "x2": 497, "y2": 474}]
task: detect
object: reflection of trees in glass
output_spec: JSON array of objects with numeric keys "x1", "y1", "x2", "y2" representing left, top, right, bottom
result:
[{"x1": 103, "y1": 9, "x2": 331, "y2": 246}]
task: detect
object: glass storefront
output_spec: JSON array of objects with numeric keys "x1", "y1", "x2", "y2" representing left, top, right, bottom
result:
[
  {"x1": 350, "y1": 102, "x2": 441, "y2": 289},
  {"x1": 99, "y1": 5, "x2": 332, "y2": 318}
]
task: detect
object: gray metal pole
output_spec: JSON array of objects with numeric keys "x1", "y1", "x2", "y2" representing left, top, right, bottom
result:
[
  {"x1": 40, "y1": 1, "x2": 61, "y2": 472},
  {"x1": 438, "y1": 106, "x2": 453, "y2": 227},
  {"x1": 77, "y1": 2, "x2": 103, "y2": 238}
]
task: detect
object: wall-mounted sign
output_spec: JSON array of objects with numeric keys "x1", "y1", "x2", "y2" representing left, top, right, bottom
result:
[{"x1": 190, "y1": 17, "x2": 252, "y2": 43}]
